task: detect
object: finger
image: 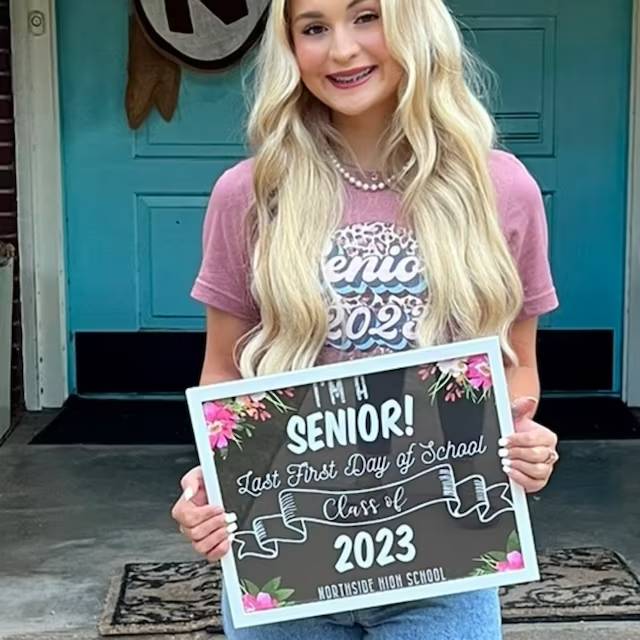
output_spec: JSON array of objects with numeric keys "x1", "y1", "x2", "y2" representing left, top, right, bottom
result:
[
  {"x1": 503, "y1": 458, "x2": 551, "y2": 481},
  {"x1": 501, "y1": 445, "x2": 552, "y2": 464},
  {"x1": 192, "y1": 525, "x2": 233, "y2": 556},
  {"x1": 502, "y1": 466, "x2": 547, "y2": 494},
  {"x1": 506, "y1": 428, "x2": 557, "y2": 449},
  {"x1": 206, "y1": 537, "x2": 233, "y2": 563},
  {"x1": 190, "y1": 512, "x2": 237, "y2": 543},
  {"x1": 511, "y1": 397, "x2": 538, "y2": 422},
  {"x1": 172, "y1": 503, "x2": 223, "y2": 529},
  {"x1": 180, "y1": 466, "x2": 202, "y2": 494},
  {"x1": 180, "y1": 467, "x2": 208, "y2": 507}
]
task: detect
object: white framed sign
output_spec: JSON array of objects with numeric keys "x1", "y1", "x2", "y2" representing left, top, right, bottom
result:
[{"x1": 186, "y1": 336, "x2": 539, "y2": 629}]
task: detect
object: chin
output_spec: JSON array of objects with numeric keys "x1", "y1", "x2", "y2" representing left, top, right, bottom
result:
[{"x1": 326, "y1": 98, "x2": 381, "y2": 118}]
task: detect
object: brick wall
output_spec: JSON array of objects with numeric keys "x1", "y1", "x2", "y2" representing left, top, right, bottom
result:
[{"x1": 0, "y1": 1, "x2": 23, "y2": 423}]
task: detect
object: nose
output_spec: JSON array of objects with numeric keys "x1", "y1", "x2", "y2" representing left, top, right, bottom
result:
[{"x1": 330, "y1": 26, "x2": 360, "y2": 65}]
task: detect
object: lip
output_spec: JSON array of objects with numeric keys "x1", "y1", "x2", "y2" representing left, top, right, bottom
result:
[
  {"x1": 326, "y1": 66, "x2": 377, "y2": 90},
  {"x1": 327, "y1": 65, "x2": 375, "y2": 79}
]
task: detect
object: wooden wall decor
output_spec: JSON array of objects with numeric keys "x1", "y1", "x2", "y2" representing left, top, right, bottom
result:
[{"x1": 126, "y1": 15, "x2": 181, "y2": 130}]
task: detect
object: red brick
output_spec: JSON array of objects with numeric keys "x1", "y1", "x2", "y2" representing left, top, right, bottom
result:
[
  {"x1": 0, "y1": 191, "x2": 15, "y2": 211},
  {"x1": 0, "y1": 121, "x2": 14, "y2": 142},
  {"x1": 0, "y1": 226, "x2": 18, "y2": 242},
  {"x1": 0, "y1": 143, "x2": 13, "y2": 164},
  {"x1": 0, "y1": 27, "x2": 9, "y2": 50},
  {"x1": 0, "y1": 168, "x2": 15, "y2": 189},
  {"x1": 0, "y1": 97, "x2": 12, "y2": 118},
  {"x1": 0, "y1": 73, "x2": 11, "y2": 94},
  {"x1": 0, "y1": 170, "x2": 14, "y2": 191}
]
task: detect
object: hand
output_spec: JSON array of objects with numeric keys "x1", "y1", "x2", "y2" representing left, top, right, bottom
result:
[
  {"x1": 500, "y1": 397, "x2": 559, "y2": 493},
  {"x1": 170, "y1": 465, "x2": 237, "y2": 562}
]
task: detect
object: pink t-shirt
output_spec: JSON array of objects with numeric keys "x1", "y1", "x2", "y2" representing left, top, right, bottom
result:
[{"x1": 192, "y1": 149, "x2": 558, "y2": 361}]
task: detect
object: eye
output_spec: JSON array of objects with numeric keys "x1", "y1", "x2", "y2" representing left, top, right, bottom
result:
[
  {"x1": 355, "y1": 12, "x2": 379, "y2": 24},
  {"x1": 302, "y1": 23, "x2": 326, "y2": 36}
]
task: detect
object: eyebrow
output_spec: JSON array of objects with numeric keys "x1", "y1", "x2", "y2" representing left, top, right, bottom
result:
[{"x1": 293, "y1": 0, "x2": 371, "y2": 24}]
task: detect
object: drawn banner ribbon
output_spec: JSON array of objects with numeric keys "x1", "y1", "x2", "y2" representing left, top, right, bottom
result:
[{"x1": 234, "y1": 464, "x2": 513, "y2": 559}]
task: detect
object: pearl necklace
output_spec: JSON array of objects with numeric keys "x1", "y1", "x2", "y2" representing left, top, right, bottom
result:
[{"x1": 328, "y1": 152, "x2": 411, "y2": 192}]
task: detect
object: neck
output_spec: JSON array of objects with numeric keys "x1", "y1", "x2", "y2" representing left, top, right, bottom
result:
[{"x1": 331, "y1": 103, "x2": 394, "y2": 171}]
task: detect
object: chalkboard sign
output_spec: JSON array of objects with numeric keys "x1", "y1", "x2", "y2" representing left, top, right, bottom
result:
[{"x1": 186, "y1": 337, "x2": 539, "y2": 629}]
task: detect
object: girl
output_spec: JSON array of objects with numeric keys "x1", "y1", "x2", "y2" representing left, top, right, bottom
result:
[{"x1": 172, "y1": 0, "x2": 560, "y2": 637}]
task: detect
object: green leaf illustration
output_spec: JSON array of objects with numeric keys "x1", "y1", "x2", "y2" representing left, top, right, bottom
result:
[
  {"x1": 274, "y1": 588, "x2": 295, "y2": 601},
  {"x1": 486, "y1": 551, "x2": 507, "y2": 562},
  {"x1": 261, "y1": 577, "x2": 282, "y2": 595},
  {"x1": 507, "y1": 531, "x2": 521, "y2": 554},
  {"x1": 243, "y1": 580, "x2": 260, "y2": 596}
]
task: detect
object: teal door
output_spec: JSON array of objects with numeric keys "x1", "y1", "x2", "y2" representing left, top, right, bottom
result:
[{"x1": 57, "y1": 0, "x2": 632, "y2": 392}]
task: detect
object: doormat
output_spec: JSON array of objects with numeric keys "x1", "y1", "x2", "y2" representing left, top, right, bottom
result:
[
  {"x1": 98, "y1": 547, "x2": 640, "y2": 635},
  {"x1": 30, "y1": 396, "x2": 640, "y2": 445},
  {"x1": 29, "y1": 396, "x2": 194, "y2": 445}
]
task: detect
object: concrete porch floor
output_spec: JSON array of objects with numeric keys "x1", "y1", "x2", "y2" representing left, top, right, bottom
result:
[{"x1": 1, "y1": 412, "x2": 639, "y2": 640}]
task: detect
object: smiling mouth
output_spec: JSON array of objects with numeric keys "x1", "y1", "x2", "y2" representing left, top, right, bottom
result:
[{"x1": 327, "y1": 66, "x2": 377, "y2": 87}]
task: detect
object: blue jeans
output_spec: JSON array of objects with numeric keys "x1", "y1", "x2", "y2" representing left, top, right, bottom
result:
[{"x1": 222, "y1": 589, "x2": 502, "y2": 639}]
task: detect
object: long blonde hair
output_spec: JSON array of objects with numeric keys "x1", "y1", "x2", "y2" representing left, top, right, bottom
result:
[{"x1": 238, "y1": 0, "x2": 523, "y2": 377}]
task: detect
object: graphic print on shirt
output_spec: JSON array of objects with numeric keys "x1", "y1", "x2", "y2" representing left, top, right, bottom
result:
[{"x1": 323, "y1": 222, "x2": 427, "y2": 355}]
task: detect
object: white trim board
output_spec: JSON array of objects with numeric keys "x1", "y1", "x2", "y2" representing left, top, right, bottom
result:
[
  {"x1": 11, "y1": 0, "x2": 68, "y2": 409},
  {"x1": 624, "y1": 0, "x2": 640, "y2": 407}
]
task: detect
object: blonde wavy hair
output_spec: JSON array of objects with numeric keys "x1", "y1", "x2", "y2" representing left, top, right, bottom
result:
[{"x1": 238, "y1": 0, "x2": 523, "y2": 377}]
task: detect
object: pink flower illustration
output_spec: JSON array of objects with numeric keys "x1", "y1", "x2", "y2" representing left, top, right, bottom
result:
[
  {"x1": 467, "y1": 355, "x2": 492, "y2": 391},
  {"x1": 242, "y1": 592, "x2": 279, "y2": 612},
  {"x1": 237, "y1": 393, "x2": 266, "y2": 405},
  {"x1": 437, "y1": 358, "x2": 468, "y2": 378},
  {"x1": 245, "y1": 400, "x2": 271, "y2": 422},
  {"x1": 444, "y1": 386, "x2": 464, "y2": 402},
  {"x1": 203, "y1": 402, "x2": 238, "y2": 450},
  {"x1": 418, "y1": 365, "x2": 436, "y2": 381},
  {"x1": 497, "y1": 551, "x2": 524, "y2": 572}
]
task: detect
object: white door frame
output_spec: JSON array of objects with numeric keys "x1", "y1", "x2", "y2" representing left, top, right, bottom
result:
[
  {"x1": 11, "y1": 0, "x2": 68, "y2": 410},
  {"x1": 624, "y1": 0, "x2": 640, "y2": 407},
  {"x1": 10, "y1": 0, "x2": 640, "y2": 408}
]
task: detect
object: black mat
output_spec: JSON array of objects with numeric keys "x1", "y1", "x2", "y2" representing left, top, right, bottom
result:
[
  {"x1": 98, "y1": 547, "x2": 640, "y2": 635},
  {"x1": 30, "y1": 396, "x2": 194, "y2": 445},
  {"x1": 29, "y1": 395, "x2": 640, "y2": 445}
]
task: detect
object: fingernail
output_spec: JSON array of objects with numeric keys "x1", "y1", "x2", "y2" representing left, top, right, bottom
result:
[
  {"x1": 228, "y1": 533, "x2": 235, "y2": 543},
  {"x1": 224, "y1": 512, "x2": 238, "y2": 524},
  {"x1": 498, "y1": 448, "x2": 509, "y2": 458},
  {"x1": 502, "y1": 458, "x2": 512, "y2": 469},
  {"x1": 182, "y1": 487, "x2": 194, "y2": 502},
  {"x1": 498, "y1": 437, "x2": 509, "y2": 447},
  {"x1": 502, "y1": 466, "x2": 512, "y2": 475},
  {"x1": 227, "y1": 522, "x2": 238, "y2": 534}
]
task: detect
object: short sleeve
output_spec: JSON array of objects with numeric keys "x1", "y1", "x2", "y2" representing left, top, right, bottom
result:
[
  {"x1": 494, "y1": 152, "x2": 559, "y2": 321},
  {"x1": 191, "y1": 160, "x2": 260, "y2": 323}
]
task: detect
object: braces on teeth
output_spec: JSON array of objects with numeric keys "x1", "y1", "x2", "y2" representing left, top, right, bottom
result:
[{"x1": 332, "y1": 68, "x2": 374, "y2": 84}]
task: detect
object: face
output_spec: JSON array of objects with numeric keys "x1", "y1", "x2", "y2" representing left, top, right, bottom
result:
[{"x1": 289, "y1": 0, "x2": 404, "y2": 119}]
